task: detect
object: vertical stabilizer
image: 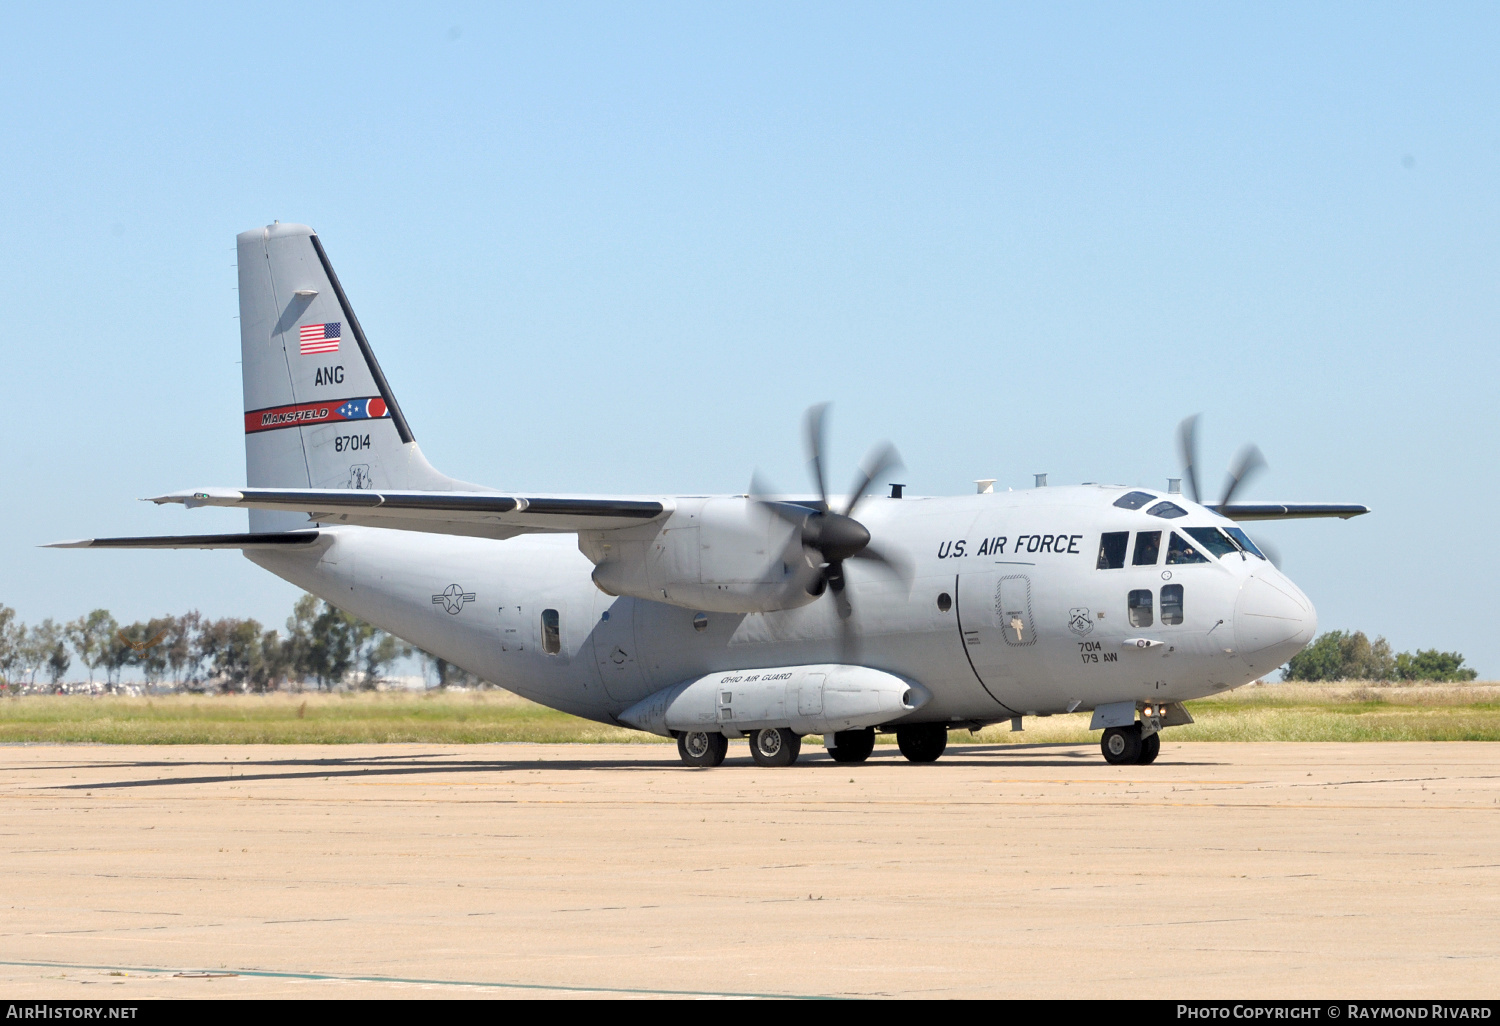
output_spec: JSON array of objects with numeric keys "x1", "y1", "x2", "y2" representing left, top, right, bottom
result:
[{"x1": 236, "y1": 223, "x2": 470, "y2": 530}]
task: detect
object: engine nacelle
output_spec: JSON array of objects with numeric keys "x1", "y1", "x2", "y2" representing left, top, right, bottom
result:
[
  {"x1": 580, "y1": 497, "x2": 822, "y2": 613},
  {"x1": 616, "y1": 663, "x2": 930, "y2": 738}
]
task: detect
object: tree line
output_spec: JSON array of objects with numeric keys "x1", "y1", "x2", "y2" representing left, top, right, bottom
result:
[
  {"x1": 1284, "y1": 630, "x2": 1478, "y2": 683},
  {"x1": 0, "y1": 596, "x2": 480, "y2": 693}
]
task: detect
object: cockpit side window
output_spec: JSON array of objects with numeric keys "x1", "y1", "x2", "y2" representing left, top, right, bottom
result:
[
  {"x1": 1097, "y1": 532, "x2": 1128, "y2": 570},
  {"x1": 1132, "y1": 530, "x2": 1161, "y2": 566},
  {"x1": 1224, "y1": 526, "x2": 1266, "y2": 559},
  {"x1": 1165, "y1": 532, "x2": 1209, "y2": 564},
  {"x1": 1128, "y1": 589, "x2": 1153, "y2": 627},
  {"x1": 1113, "y1": 491, "x2": 1156, "y2": 511},
  {"x1": 1184, "y1": 526, "x2": 1239, "y2": 559},
  {"x1": 1147, "y1": 500, "x2": 1188, "y2": 519}
]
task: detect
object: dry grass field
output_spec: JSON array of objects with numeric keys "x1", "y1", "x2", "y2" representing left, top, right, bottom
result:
[{"x1": 1, "y1": 679, "x2": 1497, "y2": 745}]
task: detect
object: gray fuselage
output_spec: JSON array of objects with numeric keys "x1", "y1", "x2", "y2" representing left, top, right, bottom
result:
[{"x1": 250, "y1": 484, "x2": 1316, "y2": 728}]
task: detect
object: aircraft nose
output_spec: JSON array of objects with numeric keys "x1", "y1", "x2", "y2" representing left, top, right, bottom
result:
[{"x1": 1234, "y1": 573, "x2": 1317, "y2": 675}]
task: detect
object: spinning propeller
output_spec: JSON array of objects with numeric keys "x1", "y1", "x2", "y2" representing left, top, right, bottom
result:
[
  {"x1": 751, "y1": 404, "x2": 909, "y2": 646},
  {"x1": 1176, "y1": 414, "x2": 1281, "y2": 567}
]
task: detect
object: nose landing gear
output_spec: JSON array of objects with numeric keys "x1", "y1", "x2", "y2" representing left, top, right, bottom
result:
[{"x1": 1101, "y1": 723, "x2": 1162, "y2": 765}]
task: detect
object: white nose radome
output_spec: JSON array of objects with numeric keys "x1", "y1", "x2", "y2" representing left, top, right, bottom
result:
[{"x1": 1234, "y1": 573, "x2": 1317, "y2": 674}]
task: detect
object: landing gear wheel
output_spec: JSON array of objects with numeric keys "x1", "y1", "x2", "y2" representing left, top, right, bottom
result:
[
  {"x1": 1138, "y1": 731, "x2": 1160, "y2": 765},
  {"x1": 750, "y1": 727, "x2": 801, "y2": 767},
  {"x1": 677, "y1": 730, "x2": 728, "y2": 768},
  {"x1": 828, "y1": 728, "x2": 876, "y2": 764},
  {"x1": 896, "y1": 724, "x2": 948, "y2": 763},
  {"x1": 1101, "y1": 724, "x2": 1143, "y2": 765}
]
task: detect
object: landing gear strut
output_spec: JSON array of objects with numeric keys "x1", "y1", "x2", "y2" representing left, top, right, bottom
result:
[
  {"x1": 897, "y1": 724, "x2": 948, "y2": 763},
  {"x1": 677, "y1": 730, "x2": 728, "y2": 767},
  {"x1": 750, "y1": 727, "x2": 801, "y2": 767},
  {"x1": 827, "y1": 728, "x2": 876, "y2": 764}
]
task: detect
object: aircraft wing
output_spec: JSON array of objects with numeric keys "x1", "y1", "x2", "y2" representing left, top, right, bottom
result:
[
  {"x1": 1213, "y1": 502, "x2": 1370, "y2": 521},
  {"x1": 145, "y1": 487, "x2": 670, "y2": 540},
  {"x1": 46, "y1": 532, "x2": 324, "y2": 549}
]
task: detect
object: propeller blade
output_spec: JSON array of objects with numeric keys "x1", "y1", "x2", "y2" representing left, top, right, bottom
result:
[
  {"x1": 843, "y1": 441, "x2": 902, "y2": 517},
  {"x1": 1254, "y1": 536, "x2": 1282, "y2": 570},
  {"x1": 824, "y1": 561, "x2": 858, "y2": 659},
  {"x1": 749, "y1": 471, "x2": 816, "y2": 528},
  {"x1": 850, "y1": 542, "x2": 913, "y2": 588},
  {"x1": 1219, "y1": 444, "x2": 1267, "y2": 509},
  {"x1": 836, "y1": 598, "x2": 858, "y2": 663},
  {"x1": 804, "y1": 402, "x2": 832, "y2": 513},
  {"x1": 748, "y1": 470, "x2": 777, "y2": 503},
  {"x1": 1176, "y1": 414, "x2": 1201, "y2": 503}
]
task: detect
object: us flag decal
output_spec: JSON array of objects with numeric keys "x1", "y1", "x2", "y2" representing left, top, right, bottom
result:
[{"x1": 299, "y1": 322, "x2": 341, "y2": 355}]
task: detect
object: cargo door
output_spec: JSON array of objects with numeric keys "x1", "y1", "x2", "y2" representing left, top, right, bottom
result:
[{"x1": 956, "y1": 570, "x2": 1044, "y2": 712}]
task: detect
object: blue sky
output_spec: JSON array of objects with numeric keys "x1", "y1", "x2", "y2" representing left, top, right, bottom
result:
[{"x1": 2, "y1": 3, "x2": 1496, "y2": 673}]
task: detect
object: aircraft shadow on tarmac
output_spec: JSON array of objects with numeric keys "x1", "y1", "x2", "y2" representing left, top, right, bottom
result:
[{"x1": 41, "y1": 744, "x2": 1221, "y2": 791}]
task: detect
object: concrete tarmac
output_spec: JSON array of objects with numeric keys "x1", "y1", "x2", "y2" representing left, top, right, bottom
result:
[{"x1": 1, "y1": 741, "x2": 1497, "y2": 999}]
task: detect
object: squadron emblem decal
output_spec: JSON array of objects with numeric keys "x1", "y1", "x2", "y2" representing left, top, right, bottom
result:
[
  {"x1": 1068, "y1": 607, "x2": 1094, "y2": 636},
  {"x1": 432, "y1": 584, "x2": 477, "y2": 614}
]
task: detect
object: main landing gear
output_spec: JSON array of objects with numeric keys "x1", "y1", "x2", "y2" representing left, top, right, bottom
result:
[
  {"x1": 674, "y1": 724, "x2": 956, "y2": 767},
  {"x1": 827, "y1": 728, "x2": 876, "y2": 764},
  {"x1": 674, "y1": 727, "x2": 804, "y2": 768},
  {"x1": 749, "y1": 727, "x2": 801, "y2": 767},
  {"x1": 677, "y1": 730, "x2": 729, "y2": 767},
  {"x1": 895, "y1": 723, "x2": 948, "y2": 763},
  {"x1": 1101, "y1": 723, "x2": 1161, "y2": 766}
]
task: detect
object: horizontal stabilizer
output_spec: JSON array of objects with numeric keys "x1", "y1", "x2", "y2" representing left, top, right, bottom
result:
[
  {"x1": 1214, "y1": 503, "x2": 1370, "y2": 521},
  {"x1": 148, "y1": 488, "x2": 669, "y2": 540},
  {"x1": 45, "y1": 532, "x2": 323, "y2": 550}
]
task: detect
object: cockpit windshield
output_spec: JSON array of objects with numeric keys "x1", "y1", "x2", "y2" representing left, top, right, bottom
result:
[
  {"x1": 1146, "y1": 500, "x2": 1188, "y2": 519},
  {"x1": 1223, "y1": 526, "x2": 1267, "y2": 559},
  {"x1": 1113, "y1": 491, "x2": 1156, "y2": 511},
  {"x1": 1184, "y1": 526, "x2": 1240, "y2": 559}
]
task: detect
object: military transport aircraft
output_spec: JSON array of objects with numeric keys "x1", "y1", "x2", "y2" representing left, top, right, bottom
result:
[{"x1": 53, "y1": 222, "x2": 1368, "y2": 768}]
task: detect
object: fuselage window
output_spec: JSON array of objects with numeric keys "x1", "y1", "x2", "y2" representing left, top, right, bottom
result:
[
  {"x1": 1132, "y1": 530, "x2": 1161, "y2": 566},
  {"x1": 1128, "y1": 589, "x2": 1154, "y2": 627},
  {"x1": 1097, "y1": 531, "x2": 1128, "y2": 569},
  {"x1": 1165, "y1": 532, "x2": 1209, "y2": 564},
  {"x1": 1113, "y1": 491, "x2": 1156, "y2": 511},
  {"x1": 541, "y1": 608, "x2": 562, "y2": 655},
  {"x1": 1147, "y1": 500, "x2": 1188, "y2": 519},
  {"x1": 1184, "y1": 526, "x2": 1239, "y2": 559},
  {"x1": 1161, "y1": 584, "x2": 1184, "y2": 625},
  {"x1": 1223, "y1": 526, "x2": 1266, "y2": 559}
]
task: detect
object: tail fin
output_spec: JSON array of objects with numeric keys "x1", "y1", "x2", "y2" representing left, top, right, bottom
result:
[{"x1": 236, "y1": 222, "x2": 469, "y2": 530}]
